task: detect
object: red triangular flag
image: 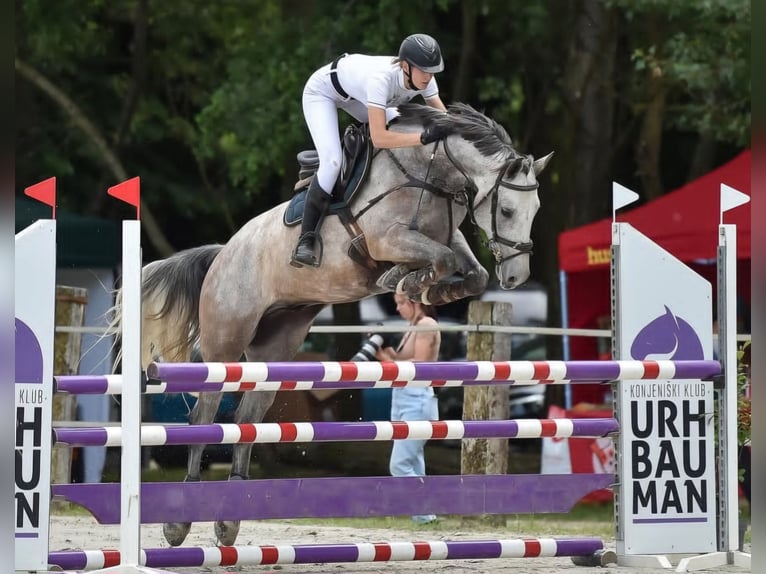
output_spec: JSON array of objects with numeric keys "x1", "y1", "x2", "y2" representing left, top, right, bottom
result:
[
  {"x1": 108, "y1": 177, "x2": 141, "y2": 219},
  {"x1": 25, "y1": 177, "x2": 57, "y2": 218}
]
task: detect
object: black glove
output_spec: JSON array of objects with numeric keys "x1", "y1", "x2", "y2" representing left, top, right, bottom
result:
[{"x1": 420, "y1": 123, "x2": 453, "y2": 145}]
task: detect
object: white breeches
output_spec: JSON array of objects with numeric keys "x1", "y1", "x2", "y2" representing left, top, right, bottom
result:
[{"x1": 302, "y1": 65, "x2": 399, "y2": 192}]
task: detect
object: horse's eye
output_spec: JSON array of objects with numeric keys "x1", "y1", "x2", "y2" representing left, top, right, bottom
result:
[{"x1": 501, "y1": 206, "x2": 514, "y2": 218}]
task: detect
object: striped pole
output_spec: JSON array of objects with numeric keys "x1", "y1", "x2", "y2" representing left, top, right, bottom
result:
[
  {"x1": 56, "y1": 360, "x2": 720, "y2": 395},
  {"x1": 55, "y1": 374, "x2": 578, "y2": 395},
  {"x1": 147, "y1": 359, "x2": 720, "y2": 384},
  {"x1": 53, "y1": 418, "x2": 619, "y2": 447},
  {"x1": 49, "y1": 537, "x2": 606, "y2": 570}
]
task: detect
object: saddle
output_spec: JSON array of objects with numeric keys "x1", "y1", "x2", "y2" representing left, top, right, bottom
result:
[
  {"x1": 283, "y1": 123, "x2": 372, "y2": 225},
  {"x1": 284, "y1": 123, "x2": 379, "y2": 271}
]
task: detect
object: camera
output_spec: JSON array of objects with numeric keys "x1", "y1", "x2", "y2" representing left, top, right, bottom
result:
[
  {"x1": 351, "y1": 332, "x2": 394, "y2": 362},
  {"x1": 351, "y1": 334, "x2": 386, "y2": 361}
]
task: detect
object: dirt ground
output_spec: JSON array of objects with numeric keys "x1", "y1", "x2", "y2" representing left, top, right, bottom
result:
[
  {"x1": 48, "y1": 515, "x2": 751, "y2": 574},
  {"x1": 51, "y1": 445, "x2": 750, "y2": 573}
]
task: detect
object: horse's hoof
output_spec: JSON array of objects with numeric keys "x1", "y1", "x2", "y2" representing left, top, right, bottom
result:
[
  {"x1": 396, "y1": 265, "x2": 436, "y2": 297},
  {"x1": 163, "y1": 521, "x2": 191, "y2": 546},
  {"x1": 215, "y1": 519, "x2": 241, "y2": 546},
  {"x1": 376, "y1": 263, "x2": 410, "y2": 290}
]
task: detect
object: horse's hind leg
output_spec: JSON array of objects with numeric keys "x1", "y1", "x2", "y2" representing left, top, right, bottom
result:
[
  {"x1": 213, "y1": 305, "x2": 321, "y2": 547},
  {"x1": 162, "y1": 390, "x2": 224, "y2": 547},
  {"x1": 214, "y1": 389, "x2": 276, "y2": 546}
]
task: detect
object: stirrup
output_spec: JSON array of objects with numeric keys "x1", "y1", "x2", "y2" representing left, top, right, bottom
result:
[
  {"x1": 375, "y1": 263, "x2": 411, "y2": 290},
  {"x1": 290, "y1": 233, "x2": 323, "y2": 268}
]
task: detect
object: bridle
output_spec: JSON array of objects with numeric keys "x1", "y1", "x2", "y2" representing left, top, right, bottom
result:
[
  {"x1": 355, "y1": 136, "x2": 538, "y2": 268},
  {"x1": 440, "y1": 139, "x2": 538, "y2": 266}
]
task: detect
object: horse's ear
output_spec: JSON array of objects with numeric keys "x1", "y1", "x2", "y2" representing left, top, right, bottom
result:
[{"x1": 533, "y1": 152, "x2": 554, "y2": 175}]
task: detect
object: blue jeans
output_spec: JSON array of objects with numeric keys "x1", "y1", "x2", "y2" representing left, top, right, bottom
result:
[{"x1": 390, "y1": 387, "x2": 439, "y2": 523}]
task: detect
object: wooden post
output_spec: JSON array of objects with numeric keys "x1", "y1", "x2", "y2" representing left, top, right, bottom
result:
[
  {"x1": 51, "y1": 286, "x2": 87, "y2": 507},
  {"x1": 461, "y1": 300, "x2": 512, "y2": 526}
]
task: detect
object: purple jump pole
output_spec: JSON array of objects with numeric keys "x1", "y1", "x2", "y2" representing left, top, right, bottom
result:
[
  {"x1": 55, "y1": 375, "x2": 606, "y2": 395},
  {"x1": 57, "y1": 360, "x2": 721, "y2": 395},
  {"x1": 49, "y1": 537, "x2": 607, "y2": 570},
  {"x1": 147, "y1": 359, "x2": 721, "y2": 384},
  {"x1": 52, "y1": 418, "x2": 620, "y2": 447}
]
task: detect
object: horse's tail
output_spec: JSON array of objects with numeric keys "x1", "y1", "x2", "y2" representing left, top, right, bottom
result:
[{"x1": 108, "y1": 244, "x2": 224, "y2": 369}]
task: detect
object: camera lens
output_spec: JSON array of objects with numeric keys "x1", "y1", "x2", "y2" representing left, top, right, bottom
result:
[{"x1": 351, "y1": 334, "x2": 385, "y2": 361}]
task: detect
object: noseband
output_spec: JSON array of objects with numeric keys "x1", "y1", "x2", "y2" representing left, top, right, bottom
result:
[{"x1": 441, "y1": 140, "x2": 538, "y2": 265}]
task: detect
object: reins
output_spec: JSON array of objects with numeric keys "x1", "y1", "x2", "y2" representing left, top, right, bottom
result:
[
  {"x1": 409, "y1": 142, "x2": 439, "y2": 231},
  {"x1": 352, "y1": 145, "x2": 453, "y2": 220},
  {"x1": 353, "y1": 132, "x2": 538, "y2": 267}
]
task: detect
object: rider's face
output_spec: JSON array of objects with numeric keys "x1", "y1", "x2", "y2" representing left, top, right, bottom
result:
[{"x1": 403, "y1": 63, "x2": 434, "y2": 90}]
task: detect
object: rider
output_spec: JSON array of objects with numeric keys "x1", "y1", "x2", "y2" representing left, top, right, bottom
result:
[{"x1": 291, "y1": 33, "x2": 454, "y2": 268}]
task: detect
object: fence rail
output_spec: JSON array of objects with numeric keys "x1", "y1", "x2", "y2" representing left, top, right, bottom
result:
[{"x1": 56, "y1": 323, "x2": 751, "y2": 342}]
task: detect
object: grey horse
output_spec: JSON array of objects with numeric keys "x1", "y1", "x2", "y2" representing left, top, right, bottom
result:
[{"x1": 136, "y1": 103, "x2": 553, "y2": 546}]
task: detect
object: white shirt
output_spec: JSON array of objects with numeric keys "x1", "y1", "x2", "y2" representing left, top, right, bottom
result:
[{"x1": 335, "y1": 54, "x2": 439, "y2": 112}]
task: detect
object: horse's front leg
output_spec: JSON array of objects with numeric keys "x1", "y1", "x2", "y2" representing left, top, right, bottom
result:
[
  {"x1": 421, "y1": 230, "x2": 489, "y2": 305},
  {"x1": 370, "y1": 225, "x2": 458, "y2": 297}
]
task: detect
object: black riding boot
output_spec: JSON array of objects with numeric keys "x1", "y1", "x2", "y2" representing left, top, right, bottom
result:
[{"x1": 291, "y1": 178, "x2": 332, "y2": 268}]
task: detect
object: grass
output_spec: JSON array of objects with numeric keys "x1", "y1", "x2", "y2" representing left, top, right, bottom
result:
[
  {"x1": 52, "y1": 503, "x2": 614, "y2": 539},
  {"x1": 281, "y1": 503, "x2": 615, "y2": 539}
]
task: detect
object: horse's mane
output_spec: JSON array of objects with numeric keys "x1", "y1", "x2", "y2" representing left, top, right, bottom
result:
[{"x1": 394, "y1": 102, "x2": 513, "y2": 159}]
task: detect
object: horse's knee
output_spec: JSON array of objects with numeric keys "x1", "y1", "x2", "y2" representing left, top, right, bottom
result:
[
  {"x1": 434, "y1": 252, "x2": 458, "y2": 278},
  {"x1": 464, "y1": 266, "x2": 489, "y2": 295}
]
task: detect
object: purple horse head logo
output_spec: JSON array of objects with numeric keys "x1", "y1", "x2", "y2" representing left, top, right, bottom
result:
[
  {"x1": 630, "y1": 306, "x2": 704, "y2": 360},
  {"x1": 15, "y1": 318, "x2": 44, "y2": 383}
]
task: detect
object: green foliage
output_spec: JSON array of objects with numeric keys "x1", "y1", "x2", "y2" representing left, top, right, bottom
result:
[
  {"x1": 19, "y1": 0, "x2": 110, "y2": 72},
  {"x1": 736, "y1": 342, "x2": 750, "y2": 447},
  {"x1": 193, "y1": 0, "x2": 453, "y2": 194},
  {"x1": 711, "y1": 341, "x2": 750, "y2": 485},
  {"x1": 194, "y1": 5, "x2": 315, "y2": 190},
  {"x1": 617, "y1": 0, "x2": 750, "y2": 146}
]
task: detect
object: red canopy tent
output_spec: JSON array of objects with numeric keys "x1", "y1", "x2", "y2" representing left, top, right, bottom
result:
[{"x1": 557, "y1": 150, "x2": 751, "y2": 406}]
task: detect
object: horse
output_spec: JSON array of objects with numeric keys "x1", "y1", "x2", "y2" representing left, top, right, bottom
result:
[{"x1": 134, "y1": 102, "x2": 553, "y2": 547}]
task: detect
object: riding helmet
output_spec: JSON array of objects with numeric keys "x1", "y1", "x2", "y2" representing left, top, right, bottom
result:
[{"x1": 398, "y1": 34, "x2": 444, "y2": 73}]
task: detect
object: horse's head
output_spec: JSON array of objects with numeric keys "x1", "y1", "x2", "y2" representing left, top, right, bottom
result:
[
  {"x1": 397, "y1": 103, "x2": 552, "y2": 289},
  {"x1": 474, "y1": 149, "x2": 553, "y2": 289}
]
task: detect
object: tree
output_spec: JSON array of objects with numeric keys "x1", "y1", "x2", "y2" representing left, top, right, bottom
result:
[{"x1": 611, "y1": 0, "x2": 750, "y2": 194}]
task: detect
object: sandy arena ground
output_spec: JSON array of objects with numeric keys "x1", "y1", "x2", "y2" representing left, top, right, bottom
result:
[{"x1": 48, "y1": 515, "x2": 751, "y2": 574}]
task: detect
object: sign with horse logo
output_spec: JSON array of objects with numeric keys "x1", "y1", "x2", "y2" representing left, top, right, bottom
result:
[
  {"x1": 14, "y1": 221, "x2": 56, "y2": 571},
  {"x1": 613, "y1": 223, "x2": 715, "y2": 556}
]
